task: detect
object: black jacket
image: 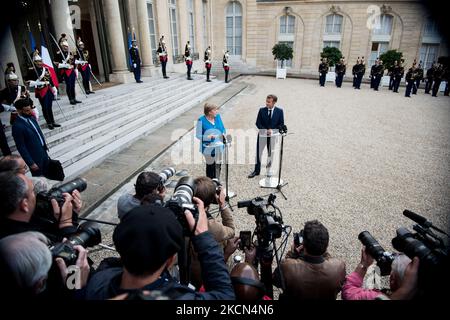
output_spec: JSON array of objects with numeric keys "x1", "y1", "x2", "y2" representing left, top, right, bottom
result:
[
  {"x1": 129, "y1": 47, "x2": 141, "y2": 64},
  {"x1": 84, "y1": 232, "x2": 235, "y2": 300}
]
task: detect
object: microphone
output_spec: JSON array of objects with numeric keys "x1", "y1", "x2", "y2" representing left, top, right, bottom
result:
[
  {"x1": 222, "y1": 134, "x2": 232, "y2": 144},
  {"x1": 403, "y1": 210, "x2": 430, "y2": 227}
]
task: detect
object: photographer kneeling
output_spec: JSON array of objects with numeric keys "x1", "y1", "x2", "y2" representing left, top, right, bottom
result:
[
  {"x1": 85, "y1": 198, "x2": 235, "y2": 300},
  {"x1": 273, "y1": 220, "x2": 346, "y2": 300},
  {"x1": 0, "y1": 171, "x2": 81, "y2": 242},
  {"x1": 342, "y1": 246, "x2": 419, "y2": 300}
]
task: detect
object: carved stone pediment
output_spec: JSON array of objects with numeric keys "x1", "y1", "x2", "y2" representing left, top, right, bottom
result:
[
  {"x1": 380, "y1": 4, "x2": 392, "y2": 14},
  {"x1": 330, "y1": 5, "x2": 341, "y2": 14}
]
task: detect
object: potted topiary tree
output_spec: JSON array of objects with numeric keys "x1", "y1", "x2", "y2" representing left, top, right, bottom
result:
[
  {"x1": 272, "y1": 43, "x2": 293, "y2": 79},
  {"x1": 320, "y1": 46, "x2": 342, "y2": 82},
  {"x1": 379, "y1": 49, "x2": 403, "y2": 87}
]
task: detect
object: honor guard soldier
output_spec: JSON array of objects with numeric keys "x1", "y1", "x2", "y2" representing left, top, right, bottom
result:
[
  {"x1": 54, "y1": 35, "x2": 80, "y2": 105},
  {"x1": 28, "y1": 51, "x2": 60, "y2": 129},
  {"x1": 76, "y1": 38, "x2": 95, "y2": 93},
  {"x1": 0, "y1": 72, "x2": 32, "y2": 155},
  {"x1": 156, "y1": 36, "x2": 169, "y2": 79},
  {"x1": 223, "y1": 50, "x2": 230, "y2": 83},
  {"x1": 424, "y1": 62, "x2": 435, "y2": 94},
  {"x1": 370, "y1": 60, "x2": 377, "y2": 89},
  {"x1": 204, "y1": 46, "x2": 212, "y2": 82},
  {"x1": 388, "y1": 60, "x2": 398, "y2": 90},
  {"x1": 405, "y1": 61, "x2": 417, "y2": 97},
  {"x1": 373, "y1": 60, "x2": 384, "y2": 91},
  {"x1": 352, "y1": 57, "x2": 360, "y2": 88},
  {"x1": 412, "y1": 61, "x2": 424, "y2": 95},
  {"x1": 129, "y1": 39, "x2": 142, "y2": 83},
  {"x1": 354, "y1": 57, "x2": 365, "y2": 89},
  {"x1": 318, "y1": 57, "x2": 329, "y2": 87},
  {"x1": 335, "y1": 57, "x2": 346, "y2": 88},
  {"x1": 392, "y1": 59, "x2": 404, "y2": 93},
  {"x1": 431, "y1": 63, "x2": 444, "y2": 97},
  {"x1": 185, "y1": 41, "x2": 193, "y2": 80}
]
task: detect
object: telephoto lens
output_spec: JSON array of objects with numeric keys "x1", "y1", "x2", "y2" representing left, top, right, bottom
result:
[
  {"x1": 159, "y1": 167, "x2": 176, "y2": 184},
  {"x1": 68, "y1": 222, "x2": 102, "y2": 248},
  {"x1": 358, "y1": 231, "x2": 394, "y2": 276}
]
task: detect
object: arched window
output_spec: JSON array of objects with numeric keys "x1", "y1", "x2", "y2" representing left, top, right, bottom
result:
[
  {"x1": 325, "y1": 14, "x2": 342, "y2": 35},
  {"x1": 420, "y1": 18, "x2": 441, "y2": 70},
  {"x1": 280, "y1": 15, "x2": 295, "y2": 34},
  {"x1": 226, "y1": 1, "x2": 242, "y2": 55},
  {"x1": 373, "y1": 14, "x2": 393, "y2": 35}
]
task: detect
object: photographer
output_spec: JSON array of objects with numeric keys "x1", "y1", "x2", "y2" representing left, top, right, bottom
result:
[
  {"x1": 0, "y1": 171, "x2": 81, "y2": 242},
  {"x1": 117, "y1": 171, "x2": 166, "y2": 220},
  {"x1": 0, "y1": 231, "x2": 90, "y2": 298},
  {"x1": 273, "y1": 220, "x2": 346, "y2": 300},
  {"x1": 85, "y1": 198, "x2": 235, "y2": 300},
  {"x1": 342, "y1": 247, "x2": 419, "y2": 300}
]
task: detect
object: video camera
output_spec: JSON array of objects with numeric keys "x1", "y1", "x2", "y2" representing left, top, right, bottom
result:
[
  {"x1": 50, "y1": 221, "x2": 101, "y2": 266},
  {"x1": 164, "y1": 176, "x2": 198, "y2": 236},
  {"x1": 358, "y1": 231, "x2": 395, "y2": 276},
  {"x1": 34, "y1": 178, "x2": 87, "y2": 223}
]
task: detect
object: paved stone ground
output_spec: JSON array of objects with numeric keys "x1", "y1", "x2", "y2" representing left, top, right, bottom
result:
[{"x1": 88, "y1": 76, "x2": 450, "y2": 293}]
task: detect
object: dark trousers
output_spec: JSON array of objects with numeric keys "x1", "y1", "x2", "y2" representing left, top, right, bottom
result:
[
  {"x1": 432, "y1": 80, "x2": 442, "y2": 97},
  {"x1": 425, "y1": 79, "x2": 433, "y2": 94},
  {"x1": 39, "y1": 89, "x2": 55, "y2": 125},
  {"x1": 393, "y1": 76, "x2": 402, "y2": 92},
  {"x1": 352, "y1": 76, "x2": 356, "y2": 87},
  {"x1": 319, "y1": 73, "x2": 326, "y2": 86},
  {"x1": 373, "y1": 75, "x2": 382, "y2": 91},
  {"x1": 161, "y1": 60, "x2": 167, "y2": 77},
  {"x1": 0, "y1": 120, "x2": 11, "y2": 156},
  {"x1": 132, "y1": 61, "x2": 141, "y2": 82},
  {"x1": 80, "y1": 66, "x2": 91, "y2": 92},
  {"x1": 224, "y1": 69, "x2": 229, "y2": 83},
  {"x1": 206, "y1": 67, "x2": 211, "y2": 81},
  {"x1": 254, "y1": 135, "x2": 276, "y2": 174},
  {"x1": 187, "y1": 64, "x2": 192, "y2": 79},
  {"x1": 355, "y1": 74, "x2": 363, "y2": 89},
  {"x1": 389, "y1": 76, "x2": 394, "y2": 90},
  {"x1": 412, "y1": 79, "x2": 420, "y2": 94},
  {"x1": 405, "y1": 80, "x2": 413, "y2": 97},
  {"x1": 204, "y1": 154, "x2": 221, "y2": 179},
  {"x1": 370, "y1": 76, "x2": 375, "y2": 88},
  {"x1": 335, "y1": 73, "x2": 344, "y2": 87},
  {"x1": 63, "y1": 71, "x2": 76, "y2": 101},
  {"x1": 445, "y1": 82, "x2": 449, "y2": 96}
]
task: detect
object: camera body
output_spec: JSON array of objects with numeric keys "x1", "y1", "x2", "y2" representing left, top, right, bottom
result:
[
  {"x1": 293, "y1": 229, "x2": 304, "y2": 247},
  {"x1": 34, "y1": 178, "x2": 87, "y2": 223},
  {"x1": 358, "y1": 231, "x2": 395, "y2": 276},
  {"x1": 164, "y1": 176, "x2": 198, "y2": 236},
  {"x1": 50, "y1": 222, "x2": 101, "y2": 265}
]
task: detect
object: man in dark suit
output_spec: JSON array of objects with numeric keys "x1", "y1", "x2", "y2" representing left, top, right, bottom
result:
[
  {"x1": 129, "y1": 40, "x2": 142, "y2": 83},
  {"x1": 11, "y1": 98, "x2": 50, "y2": 177},
  {"x1": 248, "y1": 94, "x2": 285, "y2": 178}
]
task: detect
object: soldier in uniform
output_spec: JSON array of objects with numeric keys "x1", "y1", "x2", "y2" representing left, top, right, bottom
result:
[
  {"x1": 129, "y1": 40, "x2": 142, "y2": 83},
  {"x1": 204, "y1": 46, "x2": 212, "y2": 82},
  {"x1": 354, "y1": 57, "x2": 365, "y2": 89},
  {"x1": 76, "y1": 38, "x2": 95, "y2": 93},
  {"x1": 388, "y1": 60, "x2": 398, "y2": 90},
  {"x1": 53, "y1": 35, "x2": 80, "y2": 105},
  {"x1": 373, "y1": 60, "x2": 384, "y2": 91},
  {"x1": 370, "y1": 59, "x2": 378, "y2": 89},
  {"x1": 424, "y1": 62, "x2": 435, "y2": 94},
  {"x1": 432, "y1": 63, "x2": 444, "y2": 97},
  {"x1": 393, "y1": 60, "x2": 405, "y2": 93},
  {"x1": 223, "y1": 50, "x2": 230, "y2": 83},
  {"x1": 405, "y1": 61, "x2": 417, "y2": 97},
  {"x1": 334, "y1": 57, "x2": 346, "y2": 88},
  {"x1": 412, "y1": 61, "x2": 424, "y2": 95},
  {"x1": 28, "y1": 51, "x2": 60, "y2": 129},
  {"x1": 185, "y1": 41, "x2": 193, "y2": 80},
  {"x1": 318, "y1": 57, "x2": 329, "y2": 87},
  {"x1": 0, "y1": 72, "x2": 31, "y2": 155},
  {"x1": 156, "y1": 36, "x2": 169, "y2": 79},
  {"x1": 352, "y1": 57, "x2": 360, "y2": 88}
]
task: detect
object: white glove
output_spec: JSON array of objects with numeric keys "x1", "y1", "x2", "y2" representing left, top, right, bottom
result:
[
  {"x1": 2, "y1": 104, "x2": 16, "y2": 112},
  {"x1": 133, "y1": 63, "x2": 137, "y2": 68}
]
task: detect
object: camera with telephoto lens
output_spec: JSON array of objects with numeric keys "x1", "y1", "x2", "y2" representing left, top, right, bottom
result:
[
  {"x1": 34, "y1": 178, "x2": 87, "y2": 223},
  {"x1": 238, "y1": 194, "x2": 283, "y2": 246},
  {"x1": 164, "y1": 176, "x2": 198, "y2": 236},
  {"x1": 50, "y1": 222, "x2": 101, "y2": 266},
  {"x1": 211, "y1": 178, "x2": 223, "y2": 204},
  {"x1": 358, "y1": 231, "x2": 395, "y2": 276},
  {"x1": 391, "y1": 210, "x2": 449, "y2": 297},
  {"x1": 159, "y1": 167, "x2": 176, "y2": 186}
]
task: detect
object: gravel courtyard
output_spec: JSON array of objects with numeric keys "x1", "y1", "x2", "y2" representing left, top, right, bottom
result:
[{"x1": 89, "y1": 75, "x2": 450, "y2": 283}]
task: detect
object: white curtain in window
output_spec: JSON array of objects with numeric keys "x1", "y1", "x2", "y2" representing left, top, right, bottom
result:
[
  {"x1": 373, "y1": 14, "x2": 393, "y2": 35},
  {"x1": 325, "y1": 14, "x2": 343, "y2": 35},
  {"x1": 226, "y1": 1, "x2": 242, "y2": 55}
]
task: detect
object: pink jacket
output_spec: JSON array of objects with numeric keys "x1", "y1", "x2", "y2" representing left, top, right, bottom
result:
[{"x1": 342, "y1": 271, "x2": 383, "y2": 300}]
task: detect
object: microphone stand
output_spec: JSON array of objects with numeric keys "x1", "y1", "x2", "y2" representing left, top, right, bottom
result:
[
  {"x1": 276, "y1": 128, "x2": 288, "y2": 200},
  {"x1": 223, "y1": 134, "x2": 235, "y2": 210}
]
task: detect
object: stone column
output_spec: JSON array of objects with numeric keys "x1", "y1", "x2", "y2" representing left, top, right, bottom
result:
[
  {"x1": 103, "y1": 0, "x2": 132, "y2": 83},
  {"x1": 155, "y1": 0, "x2": 171, "y2": 72},
  {"x1": 135, "y1": 0, "x2": 155, "y2": 76},
  {"x1": 178, "y1": 0, "x2": 189, "y2": 52},
  {"x1": 0, "y1": 26, "x2": 23, "y2": 89},
  {"x1": 49, "y1": 0, "x2": 75, "y2": 41}
]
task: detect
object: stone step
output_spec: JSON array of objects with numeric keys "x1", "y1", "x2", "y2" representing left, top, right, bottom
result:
[
  {"x1": 48, "y1": 78, "x2": 211, "y2": 158},
  {"x1": 62, "y1": 81, "x2": 228, "y2": 180}
]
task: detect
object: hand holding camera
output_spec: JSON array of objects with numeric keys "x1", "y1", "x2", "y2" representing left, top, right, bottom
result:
[
  {"x1": 55, "y1": 244, "x2": 90, "y2": 289},
  {"x1": 184, "y1": 196, "x2": 208, "y2": 236},
  {"x1": 51, "y1": 192, "x2": 74, "y2": 228}
]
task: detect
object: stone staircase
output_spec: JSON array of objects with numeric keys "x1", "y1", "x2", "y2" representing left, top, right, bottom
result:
[
  {"x1": 3, "y1": 73, "x2": 228, "y2": 180},
  {"x1": 210, "y1": 56, "x2": 257, "y2": 77}
]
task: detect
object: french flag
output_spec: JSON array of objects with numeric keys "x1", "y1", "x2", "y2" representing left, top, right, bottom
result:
[{"x1": 40, "y1": 33, "x2": 59, "y2": 88}]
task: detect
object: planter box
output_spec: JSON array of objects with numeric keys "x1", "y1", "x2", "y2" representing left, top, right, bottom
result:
[{"x1": 276, "y1": 68, "x2": 287, "y2": 79}]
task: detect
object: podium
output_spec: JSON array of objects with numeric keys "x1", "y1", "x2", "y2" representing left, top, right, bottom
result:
[{"x1": 258, "y1": 131, "x2": 283, "y2": 188}]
